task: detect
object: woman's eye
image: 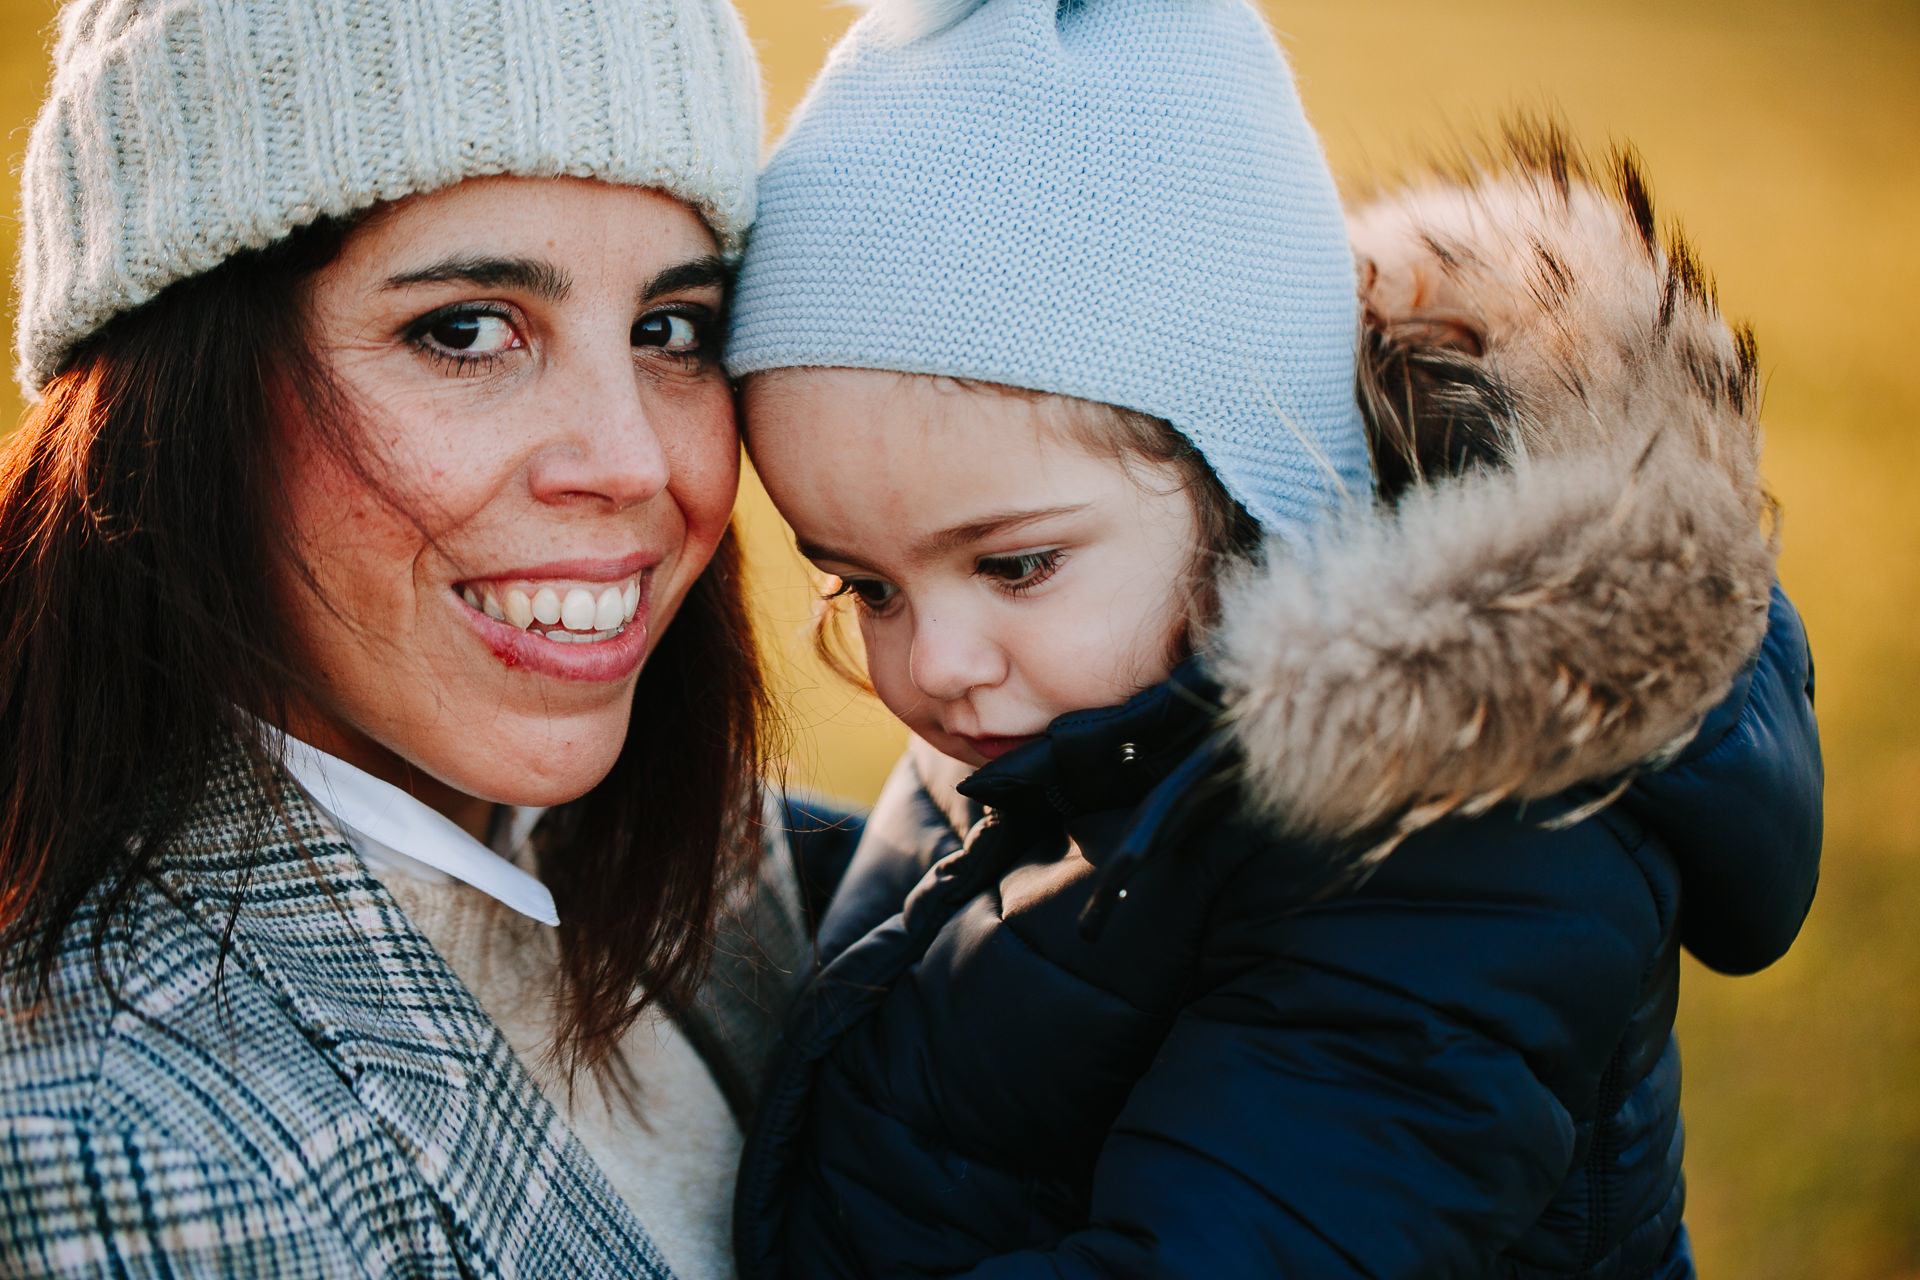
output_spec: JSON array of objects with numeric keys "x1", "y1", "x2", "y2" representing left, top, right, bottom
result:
[
  {"x1": 976, "y1": 549, "x2": 1065, "y2": 593},
  {"x1": 826, "y1": 576, "x2": 899, "y2": 613},
  {"x1": 425, "y1": 312, "x2": 519, "y2": 354},
  {"x1": 407, "y1": 308, "x2": 524, "y2": 369},
  {"x1": 634, "y1": 311, "x2": 705, "y2": 353}
]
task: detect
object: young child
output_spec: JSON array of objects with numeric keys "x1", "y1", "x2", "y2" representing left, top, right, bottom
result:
[{"x1": 725, "y1": 2, "x2": 1823, "y2": 1277}]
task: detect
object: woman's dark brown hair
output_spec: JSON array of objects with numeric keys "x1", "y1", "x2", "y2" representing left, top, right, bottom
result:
[{"x1": 0, "y1": 220, "x2": 768, "y2": 1079}]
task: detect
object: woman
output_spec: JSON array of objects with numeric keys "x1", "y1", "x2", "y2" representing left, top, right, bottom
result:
[{"x1": 0, "y1": 1, "x2": 804, "y2": 1276}]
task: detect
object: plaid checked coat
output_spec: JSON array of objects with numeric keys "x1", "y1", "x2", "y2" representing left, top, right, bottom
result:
[{"x1": 0, "y1": 751, "x2": 811, "y2": 1278}]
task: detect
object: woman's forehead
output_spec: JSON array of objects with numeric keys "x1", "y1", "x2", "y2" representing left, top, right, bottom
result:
[{"x1": 321, "y1": 177, "x2": 719, "y2": 296}]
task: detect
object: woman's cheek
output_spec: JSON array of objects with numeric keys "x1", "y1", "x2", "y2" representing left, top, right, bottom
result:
[
  {"x1": 645, "y1": 389, "x2": 740, "y2": 638},
  {"x1": 275, "y1": 419, "x2": 397, "y2": 620},
  {"x1": 667, "y1": 392, "x2": 742, "y2": 547}
]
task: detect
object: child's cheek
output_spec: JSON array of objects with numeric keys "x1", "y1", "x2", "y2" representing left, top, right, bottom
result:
[
  {"x1": 1049, "y1": 579, "x2": 1178, "y2": 706},
  {"x1": 860, "y1": 614, "x2": 920, "y2": 723}
]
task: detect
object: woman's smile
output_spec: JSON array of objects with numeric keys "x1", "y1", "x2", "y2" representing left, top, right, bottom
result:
[{"x1": 452, "y1": 554, "x2": 658, "y2": 681}]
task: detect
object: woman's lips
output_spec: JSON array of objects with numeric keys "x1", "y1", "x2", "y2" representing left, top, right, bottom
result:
[
  {"x1": 452, "y1": 558, "x2": 656, "y2": 682},
  {"x1": 462, "y1": 577, "x2": 642, "y2": 636}
]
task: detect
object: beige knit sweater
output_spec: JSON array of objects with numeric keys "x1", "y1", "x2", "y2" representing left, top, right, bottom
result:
[{"x1": 376, "y1": 871, "x2": 742, "y2": 1280}]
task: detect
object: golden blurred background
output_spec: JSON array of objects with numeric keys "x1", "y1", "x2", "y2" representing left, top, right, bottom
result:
[{"x1": 2, "y1": 0, "x2": 1914, "y2": 1274}]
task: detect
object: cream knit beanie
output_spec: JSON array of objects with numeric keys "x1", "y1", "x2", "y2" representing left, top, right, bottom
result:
[{"x1": 15, "y1": 0, "x2": 764, "y2": 397}]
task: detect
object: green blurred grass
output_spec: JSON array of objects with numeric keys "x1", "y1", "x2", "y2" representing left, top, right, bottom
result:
[{"x1": 2, "y1": 0, "x2": 1914, "y2": 1273}]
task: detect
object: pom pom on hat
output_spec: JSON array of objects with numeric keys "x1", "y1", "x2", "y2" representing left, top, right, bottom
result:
[{"x1": 846, "y1": 0, "x2": 990, "y2": 44}]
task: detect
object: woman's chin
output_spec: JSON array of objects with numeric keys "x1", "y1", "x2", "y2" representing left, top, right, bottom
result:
[{"x1": 415, "y1": 714, "x2": 632, "y2": 811}]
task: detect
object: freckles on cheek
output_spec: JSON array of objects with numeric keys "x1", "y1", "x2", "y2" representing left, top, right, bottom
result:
[
  {"x1": 278, "y1": 427, "x2": 433, "y2": 618},
  {"x1": 690, "y1": 456, "x2": 740, "y2": 531},
  {"x1": 675, "y1": 422, "x2": 744, "y2": 546},
  {"x1": 281, "y1": 425, "x2": 367, "y2": 558}
]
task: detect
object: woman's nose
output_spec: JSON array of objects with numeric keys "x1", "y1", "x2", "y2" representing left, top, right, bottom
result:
[
  {"x1": 526, "y1": 351, "x2": 673, "y2": 510},
  {"x1": 908, "y1": 613, "x2": 1008, "y2": 702}
]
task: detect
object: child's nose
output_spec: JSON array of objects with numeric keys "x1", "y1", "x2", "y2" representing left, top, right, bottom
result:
[{"x1": 908, "y1": 614, "x2": 1008, "y2": 702}]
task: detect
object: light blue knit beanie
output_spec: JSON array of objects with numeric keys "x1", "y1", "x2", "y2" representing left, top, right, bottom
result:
[{"x1": 726, "y1": 0, "x2": 1371, "y2": 535}]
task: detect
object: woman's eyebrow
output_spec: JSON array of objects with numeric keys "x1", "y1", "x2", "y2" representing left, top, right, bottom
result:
[
  {"x1": 380, "y1": 254, "x2": 728, "y2": 304},
  {"x1": 383, "y1": 256, "x2": 573, "y2": 300},
  {"x1": 643, "y1": 255, "x2": 732, "y2": 301}
]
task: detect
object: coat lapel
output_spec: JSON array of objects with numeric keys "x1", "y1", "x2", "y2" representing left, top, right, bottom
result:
[{"x1": 151, "y1": 749, "x2": 674, "y2": 1280}]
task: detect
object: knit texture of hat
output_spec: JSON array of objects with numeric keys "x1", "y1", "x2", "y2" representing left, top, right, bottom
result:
[
  {"x1": 726, "y1": 0, "x2": 1371, "y2": 535},
  {"x1": 16, "y1": 0, "x2": 763, "y2": 397}
]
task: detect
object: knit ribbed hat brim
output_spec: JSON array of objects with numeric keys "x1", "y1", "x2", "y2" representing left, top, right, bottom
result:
[{"x1": 16, "y1": 0, "x2": 764, "y2": 397}]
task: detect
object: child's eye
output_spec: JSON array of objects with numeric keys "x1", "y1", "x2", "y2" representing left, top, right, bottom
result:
[
  {"x1": 975, "y1": 549, "x2": 1065, "y2": 595},
  {"x1": 825, "y1": 575, "x2": 900, "y2": 614},
  {"x1": 406, "y1": 305, "x2": 525, "y2": 371}
]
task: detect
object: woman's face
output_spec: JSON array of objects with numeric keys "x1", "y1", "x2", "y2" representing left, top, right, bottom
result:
[{"x1": 280, "y1": 176, "x2": 737, "y2": 823}]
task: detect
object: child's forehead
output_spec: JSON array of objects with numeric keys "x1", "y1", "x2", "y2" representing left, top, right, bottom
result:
[
  {"x1": 742, "y1": 369, "x2": 1189, "y2": 543},
  {"x1": 742, "y1": 367, "x2": 1109, "y2": 452}
]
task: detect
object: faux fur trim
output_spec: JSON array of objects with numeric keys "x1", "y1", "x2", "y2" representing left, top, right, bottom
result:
[{"x1": 1213, "y1": 124, "x2": 1777, "y2": 859}]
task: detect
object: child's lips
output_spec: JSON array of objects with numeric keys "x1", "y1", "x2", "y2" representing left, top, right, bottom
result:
[{"x1": 954, "y1": 733, "x2": 1038, "y2": 761}]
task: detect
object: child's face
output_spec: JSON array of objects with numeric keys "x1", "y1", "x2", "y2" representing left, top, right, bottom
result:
[{"x1": 746, "y1": 369, "x2": 1201, "y2": 769}]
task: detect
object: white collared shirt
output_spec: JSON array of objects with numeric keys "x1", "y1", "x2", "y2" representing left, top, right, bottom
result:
[{"x1": 277, "y1": 734, "x2": 560, "y2": 927}]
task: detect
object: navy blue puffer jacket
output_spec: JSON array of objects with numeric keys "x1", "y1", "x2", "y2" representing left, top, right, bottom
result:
[
  {"x1": 737, "y1": 161, "x2": 1825, "y2": 1280},
  {"x1": 737, "y1": 591, "x2": 1819, "y2": 1280}
]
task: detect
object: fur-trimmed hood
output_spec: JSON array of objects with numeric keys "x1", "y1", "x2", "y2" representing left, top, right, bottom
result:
[{"x1": 1212, "y1": 129, "x2": 1777, "y2": 857}]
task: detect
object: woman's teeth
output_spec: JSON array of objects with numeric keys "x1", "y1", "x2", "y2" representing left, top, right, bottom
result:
[{"x1": 461, "y1": 580, "x2": 641, "y2": 641}]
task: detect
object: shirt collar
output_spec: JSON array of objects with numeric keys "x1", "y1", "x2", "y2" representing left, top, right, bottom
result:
[{"x1": 276, "y1": 733, "x2": 560, "y2": 927}]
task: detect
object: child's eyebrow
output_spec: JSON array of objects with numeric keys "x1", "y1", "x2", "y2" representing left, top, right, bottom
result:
[
  {"x1": 796, "y1": 505, "x2": 1088, "y2": 567},
  {"x1": 914, "y1": 506, "x2": 1088, "y2": 558}
]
